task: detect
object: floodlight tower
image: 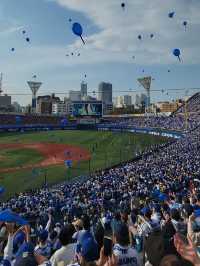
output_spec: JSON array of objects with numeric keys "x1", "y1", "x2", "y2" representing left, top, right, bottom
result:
[
  {"x1": 27, "y1": 77, "x2": 42, "y2": 113},
  {"x1": 137, "y1": 76, "x2": 152, "y2": 112}
]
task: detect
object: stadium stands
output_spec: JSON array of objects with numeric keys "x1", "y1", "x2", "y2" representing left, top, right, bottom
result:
[{"x1": 0, "y1": 114, "x2": 200, "y2": 265}]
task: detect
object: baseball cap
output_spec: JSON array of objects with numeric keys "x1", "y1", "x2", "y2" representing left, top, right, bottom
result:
[
  {"x1": 81, "y1": 237, "x2": 98, "y2": 262},
  {"x1": 38, "y1": 230, "x2": 48, "y2": 242}
]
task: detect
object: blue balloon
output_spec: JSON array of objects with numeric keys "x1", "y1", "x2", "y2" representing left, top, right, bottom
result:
[
  {"x1": 138, "y1": 35, "x2": 142, "y2": 40},
  {"x1": 121, "y1": 3, "x2": 125, "y2": 9},
  {"x1": 22, "y1": 30, "x2": 26, "y2": 34},
  {"x1": 173, "y1": 48, "x2": 181, "y2": 61},
  {"x1": 183, "y1": 21, "x2": 188, "y2": 31},
  {"x1": 11, "y1": 48, "x2": 15, "y2": 52},
  {"x1": 168, "y1": 12, "x2": 175, "y2": 18},
  {"x1": 69, "y1": 18, "x2": 72, "y2": 22},
  {"x1": 72, "y1": 22, "x2": 85, "y2": 44},
  {"x1": 26, "y1": 37, "x2": 30, "y2": 42},
  {"x1": 150, "y1": 33, "x2": 154, "y2": 38}
]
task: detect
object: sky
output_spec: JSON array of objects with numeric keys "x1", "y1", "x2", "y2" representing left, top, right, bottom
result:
[{"x1": 0, "y1": 0, "x2": 200, "y2": 105}]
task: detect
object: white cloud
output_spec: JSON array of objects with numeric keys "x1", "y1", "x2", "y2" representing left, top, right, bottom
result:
[{"x1": 53, "y1": 0, "x2": 200, "y2": 65}]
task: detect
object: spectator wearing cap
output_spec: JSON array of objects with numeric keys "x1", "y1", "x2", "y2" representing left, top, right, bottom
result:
[
  {"x1": 113, "y1": 223, "x2": 141, "y2": 266},
  {"x1": 50, "y1": 224, "x2": 75, "y2": 266},
  {"x1": 35, "y1": 230, "x2": 51, "y2": 259}
]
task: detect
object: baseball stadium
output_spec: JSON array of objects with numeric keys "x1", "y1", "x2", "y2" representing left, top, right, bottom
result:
[{"x1": 1, "y1": 1, "x2": 200, "y2": 266}]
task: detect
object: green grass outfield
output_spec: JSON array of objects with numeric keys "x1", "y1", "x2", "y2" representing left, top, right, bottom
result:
[{"x1": 0, "y1": 130, "x2": 167, "y2": 199}]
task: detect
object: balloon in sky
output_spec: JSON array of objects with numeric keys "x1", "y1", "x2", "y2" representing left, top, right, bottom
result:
[
  {"x1": 142, "y1": 69, "x2": 145, "y2": 72},
  {"x1": 150, "y1": 34, "x2": 154, "y2": 39},
  {"x1": 84, "y1": 74, "x2": 87, "y2": 78},
  {"x1": 168, "y1": 12, "x2": 175, "y2": 18},
  {"x1": 22, "y1": 30, "x2": 26, "y2": 34},
  {"x1": 168, "y1": 69, "x2": 171, "y2": 73},
  {"x1": 72, "y1": 22, "x2": 85, "y2": 44},
  {"x1": 121, "y1": 3, "x2": 125, "y2": 10},
  {"x1": 26, "y1": 37, "x2": 30, "y2": 42},
  {"x1": 173, "y1": 48, "x2": 181, "y2": 61},
  {"x1": 183, "y1": 21, "x2": 187, "y2": 30},
  {"x1": 69, "y1": 18, "x2": 72, "y2": 22},
  {"x1": 138, "y1": 35, "x2": 142, "y2": 40},
  {"x1": 11, "y1": 48, "x2": 15, "y2": 52},
  {"x1": 71, "y1": 52, "x2": 74, "y2": 56},
  {"x1": 77, "y1": 53, "x2": 80, "y2": 56}
]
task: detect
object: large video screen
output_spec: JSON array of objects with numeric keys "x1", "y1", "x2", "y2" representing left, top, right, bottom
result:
[{"x1": 72, "y1": 102, "x2": 102, "y2": 117}]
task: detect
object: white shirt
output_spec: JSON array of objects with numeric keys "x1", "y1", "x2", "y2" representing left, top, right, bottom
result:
[
  {"x1": 50, "y1": 244, "x2": 75, "y2": 266},
  {"x1": 113, "y1": 243, "x2": 141, "y2": 266}
]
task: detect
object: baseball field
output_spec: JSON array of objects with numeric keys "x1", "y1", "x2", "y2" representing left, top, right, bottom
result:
[{"x1": 0, "y1": 130, "x2": 167, "y2": 199}]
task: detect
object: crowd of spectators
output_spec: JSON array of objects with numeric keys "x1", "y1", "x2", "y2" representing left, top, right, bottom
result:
[
  {"x1": 101, "y1": 114, "x2": 200, "y2": 132},
  {"x1": 0, "y1": 118, "x2": 200, "y2": 265}
]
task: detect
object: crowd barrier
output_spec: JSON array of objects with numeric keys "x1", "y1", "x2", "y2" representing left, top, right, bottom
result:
[{"x1": 97, "y1": 125, "x2": 184, "y2": 139}]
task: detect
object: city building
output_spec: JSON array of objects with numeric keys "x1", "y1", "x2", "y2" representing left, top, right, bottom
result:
[
  {"x1": 0, "y1": 94, "x2": 12, "y2": 111},
  {"x1": 115, "y1": 96, "x2": 124, "y2": 108},
  {"x1": 81, "y1": 81, "x2": 87, "y2": 99},
  {"x1": 69, "y1": 90, "x2": 81, "y2": 101},
  {"x1": 123, "y1": 95, "x2": 132, "y2": 106},
  {"x1": 156, "y1": 101, "x2": 179, "y2": 113},
  {"x1": 135, "y1": 93, "x2": 148, "y2": 107},
  {"x1": 12, "y1": 102, "x2": 22, "y2": 113},
  {"x1": 36, "y1": 94, "x2": 60, "y2": 114},
  {"x1": 52, "y1": 99, "x2": 73, "y2": 115},
  {"x1": 98, "y1": 82, "x2": 112, "y2": 114},
  {"x1": 98, "y1": 82, "x2": 112, "y2": 103}
]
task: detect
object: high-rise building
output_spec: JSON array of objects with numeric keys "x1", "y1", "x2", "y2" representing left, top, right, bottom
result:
[
  {"x1": 123, "y1": 95, "x2": 132, "y2": 106},
  {"x1": 98, "y1": 82, "x2": 112, "y2": 103},
  {"x1": 135, "y1": 93, "x2": 148, "y2": 107},
  {"x1": 115, "y1": 96, "x2": 124, "y2": 108},
  {"x1": 81, "y1": 81, "x2": 87, "y2": 99},
  {"x1": 69, "y1": 90, "x2": 81, "y2": 101},
  {"x1": 98, "y1": 82, "x2": 112, "y2": 115}
]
